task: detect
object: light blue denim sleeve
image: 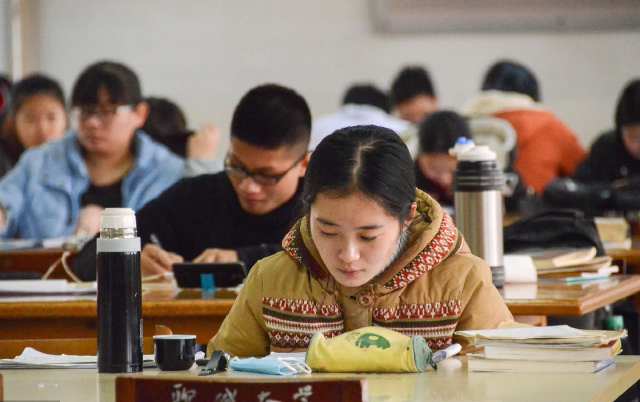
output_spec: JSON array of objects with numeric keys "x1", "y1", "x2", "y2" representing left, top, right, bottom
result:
[{"x1": 0, "y1": 155, "x2": 31, "y2": 238}]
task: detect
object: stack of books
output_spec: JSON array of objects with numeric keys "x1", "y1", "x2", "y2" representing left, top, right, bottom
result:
[
  {"x1": 456, "y1": 325, "x2": 626, "y2": 373},
  {"x1": 532, "y1": 247, "x2": 619, "y2": 283}
]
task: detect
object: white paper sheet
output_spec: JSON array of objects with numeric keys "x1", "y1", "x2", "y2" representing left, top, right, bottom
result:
[
  {"x1": 0, "y1": 347, "x2": 155, "y2": 369},
  {"x1": 455, "y1": 325, "x2": 588, "y2": 340},
  {"x1": 0, "y1": 280, "x2": 96, "y2": 294}
]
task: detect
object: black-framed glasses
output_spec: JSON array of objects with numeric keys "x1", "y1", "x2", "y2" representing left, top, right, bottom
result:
[
  {"x1": 224, "y1": 153, "x2": 306, "y2": 186},
  {"x1": 71, "y1": 104, "x2": 132, "y2": 125}
]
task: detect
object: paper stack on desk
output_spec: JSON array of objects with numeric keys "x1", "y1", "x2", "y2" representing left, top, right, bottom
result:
[
  {"x1": 456, "y1": 325, "x2": 626, "y2": 373},
  {"x1": 0, "y1": 280, "x2": 96, "y2": 296},
  {"x1": 0, "y1": 347, "x2": 155, "y2": 369}
]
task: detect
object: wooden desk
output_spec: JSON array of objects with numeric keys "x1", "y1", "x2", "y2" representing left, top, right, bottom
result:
[
  {"x1": 610, "y1": 247, "x2": 640, "y2": 273},
  {"x1": 0, "y1": 287, "x2": 234, "y2": 358},
  {"x1": 503, "y1": 275, "x2": 640, "y2": 316},
  {"x1": 3, "y1": 277, "x2": 640, "y2": 357},
  {"x1": 0, "y1": 248, "x2": 66, "y2": 279},
  {"x1": 2, "y1": 356, "x2": 640, "y2": 402}
]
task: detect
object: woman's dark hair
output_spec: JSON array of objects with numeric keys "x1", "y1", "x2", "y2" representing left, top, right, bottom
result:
[
  {"x1": 231, "y1": 83, "x2": 311, "y2": 150},
  {"x1": 142, "y1": 97, "x2": 190, "y2": 157},
  {"x1": 481, "y1": 60, "x2": 540, "y2": 102},
  {"x1": 10, "y1": 74, "x2": 65, "y2": 116},
  {"x1": 303, "y1": 125, "x2": 416, "y2": 221},
  {"x1": 0, "y1": 74, "x2": 66, "y2": 164},
  {"x1": 71, "y1": 61, "x2": 142, "y2": 106},
  {"x1": 419, "y1": 110, "x2": 471, "y2": 154},
  {"x1": 615, "y1": 79, "x2": 640, "y2": 131}
]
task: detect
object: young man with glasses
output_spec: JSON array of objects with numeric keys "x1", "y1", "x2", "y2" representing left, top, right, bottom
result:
[
  {"x1": 135, "y1": 84, "x2": 311, "y2": 276},
  {"x1": 0, "y1": 61, "x2": 184, "y2": 239}
]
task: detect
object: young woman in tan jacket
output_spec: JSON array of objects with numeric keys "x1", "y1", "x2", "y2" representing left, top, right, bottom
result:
[{"x1": 209, "y1": 125, "x2": 513, "y2": 357}]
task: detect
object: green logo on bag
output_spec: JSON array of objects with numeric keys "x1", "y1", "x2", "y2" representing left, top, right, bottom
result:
[{"x1": 355, "y1": 333, "x2": 391, "y2": 349}]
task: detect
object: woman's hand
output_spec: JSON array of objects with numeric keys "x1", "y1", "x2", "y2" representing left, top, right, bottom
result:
[{"x1": 75, "y1": 204, "x2": 103, "y2": 236}]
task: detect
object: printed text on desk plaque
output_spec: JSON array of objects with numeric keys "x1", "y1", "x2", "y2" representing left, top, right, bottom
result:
[{"x1": 117, "y1": 378, "x2": 364, "y2": 402}]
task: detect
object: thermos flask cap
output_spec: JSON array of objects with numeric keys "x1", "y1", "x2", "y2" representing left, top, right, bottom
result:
[
  {"x1": 100, "y1": 208, "x2": 137, "y2": 230},
  {"x1": 450, "y1": 138, "x2": 496, "y2": 162}
]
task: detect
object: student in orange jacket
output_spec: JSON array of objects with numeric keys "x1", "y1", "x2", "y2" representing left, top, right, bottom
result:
[{"x1": 464, "y1": 60, "x2": 586, "y2": 194}]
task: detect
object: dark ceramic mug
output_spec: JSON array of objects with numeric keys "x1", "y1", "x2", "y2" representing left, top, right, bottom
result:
[{"x1": 153, "y1": 334, "x2": 196, "y2": 371}]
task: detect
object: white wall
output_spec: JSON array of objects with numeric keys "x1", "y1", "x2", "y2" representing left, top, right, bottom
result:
[
  {"x1": 26, "y1": 0, "x2": 640, "y2": 152},
  {"x1": 0, "y1": 1, "x2": 9, "y2": 74}
]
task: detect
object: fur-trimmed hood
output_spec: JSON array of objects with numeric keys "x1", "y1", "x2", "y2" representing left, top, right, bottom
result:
[{"x1": 281, "y1": 189, "x2": 460, "y2": 296}]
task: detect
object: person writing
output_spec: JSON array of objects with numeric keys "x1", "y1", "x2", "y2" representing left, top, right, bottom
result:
[
  {"x1": 135, "y1": 84, "x2": 311, "y2": 276},
  {"x1": 209, "y1": 125, "x2": 513, "y2": 357}
]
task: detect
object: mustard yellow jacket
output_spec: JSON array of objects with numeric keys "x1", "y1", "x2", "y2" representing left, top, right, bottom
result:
[{"x1": 209, "y1": 190, "x2": 513, "y2": 357}]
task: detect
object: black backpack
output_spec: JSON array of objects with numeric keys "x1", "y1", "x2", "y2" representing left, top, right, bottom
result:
[{"x1": 503, "y1": 209, "x2": 605, "y2": 256}]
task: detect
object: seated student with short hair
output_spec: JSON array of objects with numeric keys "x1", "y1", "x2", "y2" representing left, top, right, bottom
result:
[
  {"x1": 0, "y1": 74, "x2": 68, "y2": 178},
  {"x1": 0, "y1": 61, "x2": 183, "y2": 239},
  {"x1": 574, "y1": 79, "x2": 640, "y2": 183},
  {"x1": 390, "y1": 66, "x2": 439, "y2": 157},
  {"x1": 415, "y1": 110, "x2": 471, "y2": 208},
  {"x1": 136, "y1": 84, "x2": 311, "y2": 275},
  {"x1": 310, "y1": 83, "x2": 409, "y2": 150},
  {"x1": 390, "y1": 65, "x2": 438, "y2": 125},
  {"x1": 209, "y1": 125, "x2": 512, "y2": 357}
]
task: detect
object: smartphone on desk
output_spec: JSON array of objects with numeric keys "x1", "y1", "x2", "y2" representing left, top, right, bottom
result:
[{"x1": 172, "y1": 262, "x2": 247, "y2": 289}]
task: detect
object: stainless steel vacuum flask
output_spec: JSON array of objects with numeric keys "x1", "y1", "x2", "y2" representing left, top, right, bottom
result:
[{"x1": 452, "y1": 139, "x2": 505, "y2": 287}]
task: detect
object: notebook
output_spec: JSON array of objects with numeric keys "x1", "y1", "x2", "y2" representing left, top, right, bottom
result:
[{"x1": 479, "y1": 341, "x2": 620, "y2": 362}]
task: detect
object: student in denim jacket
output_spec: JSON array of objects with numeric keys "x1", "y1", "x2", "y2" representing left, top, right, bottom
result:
[{"x1": 0, "y1": 61, "x2": 183, "y2": 239}]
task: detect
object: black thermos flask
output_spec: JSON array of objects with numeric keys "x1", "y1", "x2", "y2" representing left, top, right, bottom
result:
[{"x1": 97, "y1": 208, "x2": 143, "y2": 373}]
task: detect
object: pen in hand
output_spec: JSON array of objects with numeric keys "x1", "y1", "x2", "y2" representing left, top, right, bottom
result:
[{"x1": 150, "y1": 233, "x2": 163, "y2": 248}]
